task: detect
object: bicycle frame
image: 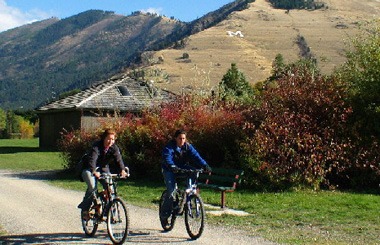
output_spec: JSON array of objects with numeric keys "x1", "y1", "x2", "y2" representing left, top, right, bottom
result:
[
  {"x1": 159, "y1": 168, "x2": 205, "y2": 240},
  {"x1": 81, "y1": 170, "x2": 130, "y2": 244},
  {"x1": 174, "y1": 170, "x2": 201, "y2": 214},
  {"x1": 98, "y1": 174, "x2": 118, "y2": 203},
  {"x1": 89, "y1": 173, "x2": 119, "y2": 219}
]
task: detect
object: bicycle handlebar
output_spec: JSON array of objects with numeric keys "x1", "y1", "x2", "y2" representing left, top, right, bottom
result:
[
  {"x1": 95, "y1": 167, "x2": 130, "y2": 179},
  {"x1": 99, "y1": 173, "x2": 130, "y2": 179},
  {"x1": 174, "y1": 168, "x2": 205, "y2": 174}
]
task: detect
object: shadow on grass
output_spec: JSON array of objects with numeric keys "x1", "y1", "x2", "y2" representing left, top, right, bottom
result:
[
  {"x1": 9, "y1": 170, "x2": 70, "y2": 181},
  {"x1": 0, "y1": 146, "x2": 57, "y2": 154}
]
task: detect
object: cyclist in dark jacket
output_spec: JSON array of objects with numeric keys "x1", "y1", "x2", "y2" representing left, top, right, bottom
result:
[
  {"x1": 78, "y1": 129, "x2": 128, "y2": 215},
  {"x1": 161, "y1": 129, "x2": 212, "y2": 219}
]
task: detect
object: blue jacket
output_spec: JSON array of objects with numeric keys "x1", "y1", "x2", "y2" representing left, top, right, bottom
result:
[{"x1": 162, "y1": 139, "x2": 207, "y2": 171}]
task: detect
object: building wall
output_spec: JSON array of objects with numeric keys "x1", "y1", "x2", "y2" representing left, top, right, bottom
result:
[
  {"x1": 39, "y1": 110, "x2": 133, "y2": 149},
  {"x1": 81, "y1": 111, "x2": 132, "y2": 132},
  {"x1": 81, "y1": 111, "x2": 124, "y2": 132},
  {"x1": 81, "y1": 115, "x2": 103, "y2": 132},
  {"x1": 39, "y1": 110, "x2": 81, "y2": 149}
]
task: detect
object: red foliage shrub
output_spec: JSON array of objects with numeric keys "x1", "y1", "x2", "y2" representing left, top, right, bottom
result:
[
  {"x1": 243, "y1": 63, "x2": 380, "y2": 189},
  {"x1": 118, "y1": 95, "x2": 245, "y2": 179},
  {"x1": 58, "y1": 129, "x2": 98, "y2": 170}
]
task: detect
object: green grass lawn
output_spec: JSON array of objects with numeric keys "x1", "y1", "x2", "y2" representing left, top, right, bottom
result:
[
  {"x1": 1, "y1": 138, "x2": 379, "y2": 244},
  {"x1": 0, "y1": 138, "x2": 62, "y2": 170}
]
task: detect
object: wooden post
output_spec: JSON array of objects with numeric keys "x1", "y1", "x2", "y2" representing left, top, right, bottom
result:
[{"x1": 221, "y1": 191, "x2": 226, "y2": 209}]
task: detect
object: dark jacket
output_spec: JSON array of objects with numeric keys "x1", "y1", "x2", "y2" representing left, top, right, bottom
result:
[
  {"x1": 162, "y1": 140, "x2": 207, "y2": 171},
  {"x1": 84, "y1": 140, "x2": 125, "y2": 174}
]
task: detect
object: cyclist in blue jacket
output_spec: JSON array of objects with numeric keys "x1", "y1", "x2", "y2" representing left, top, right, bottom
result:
[{"x1": 161, "y1": 129, "x2": 212, "y2": 219}]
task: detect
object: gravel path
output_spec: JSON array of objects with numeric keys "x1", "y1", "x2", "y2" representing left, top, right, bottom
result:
[{"x1": 0, "y1": 170, "x2": 276, "y2": 244}]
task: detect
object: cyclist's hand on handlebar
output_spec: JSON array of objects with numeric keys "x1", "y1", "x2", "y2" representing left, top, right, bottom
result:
[
  {"x1": 124, "y1": 167, "x2": 130, "y2": 177},
  {"x1": 120, "y1": 167, "x2": 129, "y2": 178},
  {"x1": 93, "y1": 171, "x2": 101, "y2": 179},
  {"x1": 120, "y1": 170, "x2": 127, "y2": 178}
]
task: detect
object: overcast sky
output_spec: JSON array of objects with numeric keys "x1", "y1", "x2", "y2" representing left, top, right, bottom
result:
[{"x1": 0, "y1": 0, "x2": 235, "y2": 32}]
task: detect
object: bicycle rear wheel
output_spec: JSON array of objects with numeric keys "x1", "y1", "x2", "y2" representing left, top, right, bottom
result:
[
  {"x1": 159, "y1": 190, "x2": 177, "y2": 231},
  {"x1": 185, "y1": 194, "x2": 205, "y2": 240},
  {"x1": 81, "y1": 204, "x2": 98, "y2": 236},
  {"x1": 107, "y1": 197, "x2": 129, "y2": 244}
]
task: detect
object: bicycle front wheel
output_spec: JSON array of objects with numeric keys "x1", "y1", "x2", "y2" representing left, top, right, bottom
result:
[
  {"x1": 81, "y1": 206, "x2": 98, "y2": 237},
  {"x1": 107, "y1": 198, "x2": 129, "y2": 244},
  {"x1": 185, "y1": 194, "x2": 205, "y2": 240}
]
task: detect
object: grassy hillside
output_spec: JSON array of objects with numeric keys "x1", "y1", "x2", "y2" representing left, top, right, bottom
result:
[{"x1": 144, "y1": 0, "x2": 380, "y2": 94}]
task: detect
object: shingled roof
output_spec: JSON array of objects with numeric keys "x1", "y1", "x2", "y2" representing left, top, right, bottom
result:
[{"x1": 37, "y1": 75, "x2": 173, "y2": 112}]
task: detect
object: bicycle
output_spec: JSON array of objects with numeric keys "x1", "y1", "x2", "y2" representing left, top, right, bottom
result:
[
  {"x1": 159, "y1": 168, "x2": 206, "y2": 240},
  {"x1": 81, "y1": 168, "x2": 129, "y2": 244}
]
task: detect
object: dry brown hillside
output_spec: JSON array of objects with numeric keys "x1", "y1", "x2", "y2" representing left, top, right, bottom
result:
[{"x1": 142, "y1": 0, "x2": 380, "y2": 94}]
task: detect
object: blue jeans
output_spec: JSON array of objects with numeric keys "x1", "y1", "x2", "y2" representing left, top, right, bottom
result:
[
  {"x1": 78, "y1": 169, "x2": 107, "y2": 211},
  {"x1": 161, "y1": 168, "x2": 197, "y2": 218}
]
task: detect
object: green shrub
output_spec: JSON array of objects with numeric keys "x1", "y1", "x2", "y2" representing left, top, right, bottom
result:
[
  {"x1": 336, "y1": 20, "x2": 380, "y2": 140},
  {"x1": 1, "y1": 111, "x2": 36, "y2": 139}
]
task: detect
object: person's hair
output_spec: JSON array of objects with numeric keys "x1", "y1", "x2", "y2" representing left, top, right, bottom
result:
[
  {"x1": 101, "y1": 128, "x2": 117, "y2": 140},
  {"x1": 174, "y1": 129, "x2": 186, "y2": 138}
]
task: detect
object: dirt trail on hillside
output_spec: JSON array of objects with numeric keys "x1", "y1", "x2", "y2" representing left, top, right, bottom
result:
[{"x1": 0, "y1": 170, "x2": 276, "y2": 245}]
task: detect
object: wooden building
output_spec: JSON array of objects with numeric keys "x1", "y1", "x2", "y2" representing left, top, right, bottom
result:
[{"x1": 36, "y1": 75, "x2": 173, "y2": 148}]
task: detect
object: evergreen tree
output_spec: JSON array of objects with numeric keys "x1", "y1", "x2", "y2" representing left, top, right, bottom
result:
[
  {"x1": 219, "y1": 63, "x2": 255, "y2": 102},
  {"x1": 269, "y1": 53, "x2": 286, "y2": 81}
]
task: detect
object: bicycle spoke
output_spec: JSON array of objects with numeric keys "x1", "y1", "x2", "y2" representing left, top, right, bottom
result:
[
  {"x1": 107, "y1": 198, "x2": 129, "y2": 244},
  {"x1": 185, "y1": 194, "x2": 205, "y2": 240}
]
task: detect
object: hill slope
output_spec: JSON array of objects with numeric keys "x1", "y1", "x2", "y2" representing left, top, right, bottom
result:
[
  {"x1": 1, "y1": 0, "x2": 379, "y2": 109},
  {"x1": 0, "y1": 0, "x2": 254, "y2": 110},
  {"x1": 144, "y1": 0, "x2": 380, "y2": 93},
  {"x1": 0, "y1": 10, "x2": 186, "y2": 110}
]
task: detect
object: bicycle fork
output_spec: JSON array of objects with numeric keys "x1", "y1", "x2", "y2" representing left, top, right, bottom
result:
[
  {"x1": 176, "y1": 190, "x2": 187, "y2": 215},
  {"x1": 186, "y1": 194, "x2": 201, "y2": 218}
]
